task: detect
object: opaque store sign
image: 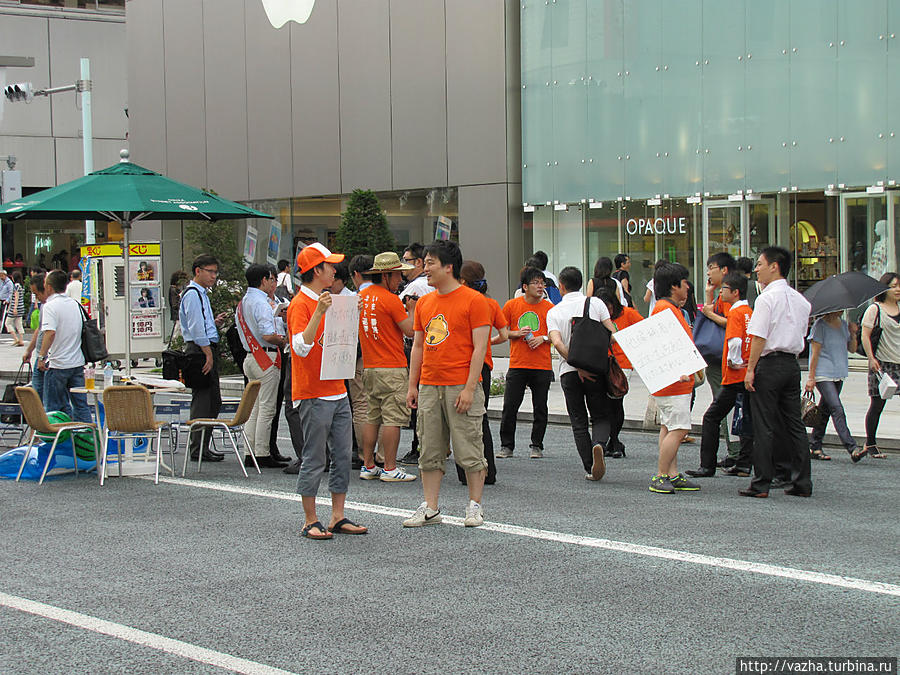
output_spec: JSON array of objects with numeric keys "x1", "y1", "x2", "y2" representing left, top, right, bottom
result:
[{"x1": 626, "y1": 217, "x2": 688, "y2": 236}]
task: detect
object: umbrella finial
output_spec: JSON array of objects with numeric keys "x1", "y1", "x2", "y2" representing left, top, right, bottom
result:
[{"x1": 119, "y1": 148, "x2": 130, "y2": 163}]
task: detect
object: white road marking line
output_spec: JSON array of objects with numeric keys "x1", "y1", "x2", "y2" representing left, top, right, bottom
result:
[
  {"x1": 0, "y1": 591, "x2": 297, "y2": 675},
  {"x1": 146, "y1": 476, "x2": 900, "y2": 598}
]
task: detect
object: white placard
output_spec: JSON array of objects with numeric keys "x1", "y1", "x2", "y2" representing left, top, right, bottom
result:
[
  {"x1": 131, "y1": 312, "x2": 161, "y2": 338},
  {"x1": 320, "y1": 294, "x2": 359, "y2": 380},
  {"x1": 614, "y1": 308, "x2": 706, "y2": 394}
]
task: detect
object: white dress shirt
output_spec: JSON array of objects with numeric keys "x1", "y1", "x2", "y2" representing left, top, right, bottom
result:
[
  {"x1": 546, "y1": 291, "x2": 611, "y2": 377},
  {"x1": 747, "y1": 279, "x2": 811, "y2": 356},
  {"x1": 399, "y1": 275, "x2": 435, "y2": 301}
]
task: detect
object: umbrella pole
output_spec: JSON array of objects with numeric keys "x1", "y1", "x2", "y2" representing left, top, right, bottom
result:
[{"x1": 123, "y1": 220, "x2": 131, "y2": 378}]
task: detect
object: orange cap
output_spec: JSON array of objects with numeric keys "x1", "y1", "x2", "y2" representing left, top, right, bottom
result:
[{"x1": 296, "y1": 242, "x2": 344, "y2": 273}]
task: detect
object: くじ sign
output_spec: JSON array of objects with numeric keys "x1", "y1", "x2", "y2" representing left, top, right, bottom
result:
[{"x1": 131, "y1": 313, "x2": 161, "y2": 338}]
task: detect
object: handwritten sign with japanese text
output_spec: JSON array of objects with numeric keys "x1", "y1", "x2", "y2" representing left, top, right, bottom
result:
[{"x1": 320, "y1": 294, "x2": 359, "y2": 380}]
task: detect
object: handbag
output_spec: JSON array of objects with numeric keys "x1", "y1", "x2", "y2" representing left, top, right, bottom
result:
[
  {"x1": 78, "y1": 303, "x2": 108, "y2": 364},
  {"x1": 1, "y1": 362, "x2": 31, "y2": 424},
  {"x1": 800, "y1": 391, "x2": 824, "y2": 428},
  {"x1": 693, "y1": 311, "x2": 726, "y2": 361},
  {"x1": 606, "y1": 355, "x2": 629, "y2": 399},
  {"x1": 567, "y1": 297, "x2": 611, "y2": 375},
  {"x1": 856, "y1": 304, "x2": 883, "y2": 358}
]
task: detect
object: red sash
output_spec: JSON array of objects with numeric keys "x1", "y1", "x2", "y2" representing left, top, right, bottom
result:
[{"x1": 236, "y1": 300, "x2": 282, "y2": 371}]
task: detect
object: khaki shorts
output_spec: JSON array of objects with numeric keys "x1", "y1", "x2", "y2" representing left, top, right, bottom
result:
[
  {"x1": 654, "y1": 393, "x2": 693, "y2": 431},
  {"x1": 363, "y1": 367, "x2": 410, "y2": 428},
  {"x1": 417, "y1": 383, "x2": 487, "y2": 474}
]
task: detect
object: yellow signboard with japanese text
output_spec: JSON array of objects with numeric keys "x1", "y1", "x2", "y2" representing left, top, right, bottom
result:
[{"x1": 79, "y1": 242, "x2": 161, "y2": 258}]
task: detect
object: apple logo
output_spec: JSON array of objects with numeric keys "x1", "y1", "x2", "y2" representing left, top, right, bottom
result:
[{"x1": 261, "y1": 0, "x2": 316, "y2": 28}]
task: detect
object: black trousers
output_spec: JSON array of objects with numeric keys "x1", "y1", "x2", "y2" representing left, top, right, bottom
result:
[
  {"x1": 560, "y1": 371, "x2": 611, "y2": 472},
  {"x1": 699, "y1": 381, "x2": 754, "y2": 470},
  {"x1": 186, "y1": 342, "x2": 221, "y2": 454},
  {"x1": 747, "y1": 353, "x2": 811, "y2": 494},
  {"x1": 456, "y1": 363, "x2": 497, "y2": 483},
  {"x1": 609, "y1": 396, "x2": 625, "y2": 449},
  {"x1": 274, "y1": 351, "x2": 304, "y2": 459},
  {"x1": 499, "y1": 368, "x2": 553, "y2": 450}
]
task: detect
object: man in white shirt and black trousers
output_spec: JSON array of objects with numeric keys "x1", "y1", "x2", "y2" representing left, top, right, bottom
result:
[{"x1": 741, "y1": 246, "x2": 812, "y2": 498}]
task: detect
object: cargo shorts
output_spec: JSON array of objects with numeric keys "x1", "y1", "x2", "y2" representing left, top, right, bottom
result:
[
  {"x1": 363, "y1": 367, "x2": 410, "y2": 427},
  {"x1": 416, "y1": 383, "x2": 487, "y2": 474}
]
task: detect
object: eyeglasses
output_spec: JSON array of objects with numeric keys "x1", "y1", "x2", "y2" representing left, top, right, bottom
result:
[
  {"x1": 528, "y1": 279, "x2": 546, "y2": 286},
  {"x1": 402, "y1": 257, "x2": 416, "y2": 263},
  {"x1": 706, "y1": 265, "x2": 720, "y2": 272},
  {"x1": 200, "y1": 267, "x2": 219, "y2": 275}
]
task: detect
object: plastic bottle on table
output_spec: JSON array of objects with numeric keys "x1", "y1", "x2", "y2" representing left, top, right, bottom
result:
[{"x1": 103, "y1": 362, "x2": 114, "y2": 388}]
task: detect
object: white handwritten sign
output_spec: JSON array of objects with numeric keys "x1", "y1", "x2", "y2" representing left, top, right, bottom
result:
[
  {"x1": 614, "y1": 308, "x2": 706, "y2": 394},
  {"x1": 320, "y1": 294, "x2": 359, "y2": 380}
]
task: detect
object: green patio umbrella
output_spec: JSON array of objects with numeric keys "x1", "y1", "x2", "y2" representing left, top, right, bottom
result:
[{"x1": 0, "y1": 149, "x2": 273, "y2": 374}]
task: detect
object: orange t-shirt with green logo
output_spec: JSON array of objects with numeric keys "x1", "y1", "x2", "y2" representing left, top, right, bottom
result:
[
  {"x1": 359, "y1": 284, "x2": 408, "y2": 369},
  {"x1": 651, "y1": 299, "x2": 695, "y2": 397},
  {"x1": 721, "y1": 303, "x2": 753, "y2": 385},
  {"x1": 484, "y1": 296, "x2": 508, "y2": 370},
  {"x1": 287, "y1": 289, "x2": 347, "y2": 401},
  {"x1": 610, "y1": 306, "x2": 643, "y2": 370},
  {"x1": 502, "y1": 296, "x2": 554, "y2": 370},
  {"x1": 414, "y1": 285, "x2": 491, "y2": 386}
]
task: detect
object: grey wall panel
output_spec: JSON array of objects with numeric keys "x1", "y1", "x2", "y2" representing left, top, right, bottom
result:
[
  {"x1": 162, "y1": 0, "x2": 206, "y2": 187},
  {"x1": 0, "y1": 136, "x2": 55, "y2": 187},
  {"x1": 389, "y1": 0, "x2": 447, "y2": 190},
  {"x1": 127, "y1": 0, "x2": 166, "y2": 173},
  {"x1": 202, "y1": 0, "x2": 249, "y2": 199},
  {"x1": 504, "y1": 0, "x2": 521, "y2": 185},
  {"x1": 48, "y1": 18, "x2": 127, "y2": 140},
  {"x1": 0, "y1": 14, "x2": 52, "y2": 136},
  {"x1": 446, "y1": 0, "x2": 508, "y2": 186},
  {"x1": 459, "y1": 183, "x2": 511, "y2": 305},
  {"x1": 290, "y1": 0, "x2": 341, "y2": 197},
  {"x1": 245, "y1": 0, "x2": 293, "y2": 200},
  {"x1": 506, "y1": 181, "x2": 523, "y2": 298},
  {"x1": 55, "y1": 137, "x2": 124, "y2": 184},
  {"x1": 338, "y1": 0, "x2": 393, "y2": 193}
]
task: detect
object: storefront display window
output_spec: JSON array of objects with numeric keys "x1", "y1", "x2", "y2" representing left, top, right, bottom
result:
[{"x1": 786, "y1": 193, "x2": 839, "y2": 293}]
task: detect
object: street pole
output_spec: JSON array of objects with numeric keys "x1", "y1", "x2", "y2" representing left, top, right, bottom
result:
[{"x1": 80, "y1": 57, "x2": 94, "y2": 245}]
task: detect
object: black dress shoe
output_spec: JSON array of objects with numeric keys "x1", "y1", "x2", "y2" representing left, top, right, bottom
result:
[
  {"x1": 784, "y1": 486, "x2": 811, "y2": 497},
  {"x1": 245, "y1": 455, "x2": 288, "y2": 468},
  {"x1": 716, "y1": 457, "x2": 736, "y2": 468},
  {"x1": 685, "y1": 468, "x2": 716, "y2": 478},
  {"x1": 270, "y1": 452, "x2": 292, "y2": 463},
  {"x1": 738, "y1": 488, "x2": 768, "y2": 498},
  {"x1": 283, "y1": 459, "x2": 301, "y2": 474},
  {"x1": 191, "y1": 451, "x2": 224, "y2": 462},
  {"x1": 723, "y1": 466, "x2": 751, "y2": 477}
]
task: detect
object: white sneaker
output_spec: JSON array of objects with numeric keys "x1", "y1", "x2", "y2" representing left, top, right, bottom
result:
[
  {"x1": 463, "y1": 500, "x2": 484, "y2": 527},
  {"x1": 359, "y1": 465, "x2": 382, "y2": 480},
  {"x1": 380, "y1": 467, "x2": 417, "y2": 482},
  {"x1": 402, "y1": 501, "x2": 442, "y2": 527}
]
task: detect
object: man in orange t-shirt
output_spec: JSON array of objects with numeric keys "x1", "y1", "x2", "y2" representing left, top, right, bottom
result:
[
  {"x1": 288, "y1": 243, "x2": 367, "y2": 540},
  {"x1": 688, "y1": 273, "x2": 755, "y2": 479},
  {"x1": 358, "y1": 252, "x2": 416, "y2": 483},
  {"x1": 497, "y1": 266, "x2": 555, "y2": 459},
  {"x1": 403, "y1": 240, "x2": 491, "y2": 529},
  {"x1": 648, "y1": 262, "x2": 701, "y2": 495}
]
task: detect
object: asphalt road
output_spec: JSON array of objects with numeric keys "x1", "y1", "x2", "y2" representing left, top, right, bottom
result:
[{"x1": 0, "y1": 422, "x2": 897, "y2": 674}]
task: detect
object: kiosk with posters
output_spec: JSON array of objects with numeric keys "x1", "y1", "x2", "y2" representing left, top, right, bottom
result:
[{"x1": 80, "y1": 241, "x2": 167, "y2": 368}]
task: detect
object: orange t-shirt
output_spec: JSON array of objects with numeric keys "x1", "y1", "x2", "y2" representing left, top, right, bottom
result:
[
  {"x1": 359, "y1": 284, "x2": 408, "y2": 369},
  {"x1": 610, "y1": 306, "x2": 643, "y2": 369},
  {"x1": 484, "y1": 296, "x2": 508, "y2": 370},
  {"x1": 287, "y1": 289, "x2": 347, "y2": 401},
  {"x1": 502, "y1": 296, "x2": 554, "y2": 370},
  {"x1": 414, "y1": 285, "x2": 491, "y2": 386},
  {"x1": 651, "y1": 299, "x2": 695, "y2": 397},
  {"x1": 721, "y1": 303, "x2": 753, "y2": 385}
]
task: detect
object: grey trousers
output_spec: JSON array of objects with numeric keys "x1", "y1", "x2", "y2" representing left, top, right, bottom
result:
[{"x1": 296, "y1": 396, "x2": 352, "y2": 497}]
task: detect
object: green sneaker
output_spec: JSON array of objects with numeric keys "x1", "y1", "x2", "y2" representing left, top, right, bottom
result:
[
  {"x1": 669, "y1": 473, "x2": 701, "y2": 491},
  {"x1": 649, "y1": 474, "x2": 675, "y2": 494}
]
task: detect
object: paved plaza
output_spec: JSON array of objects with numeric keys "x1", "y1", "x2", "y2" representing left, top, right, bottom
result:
[{"x1": 0, "y1": 419, "x2": 896, "y2": 674}]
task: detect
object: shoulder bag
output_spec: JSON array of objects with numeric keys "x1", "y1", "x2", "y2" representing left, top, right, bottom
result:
[
  {"x1": 78, "y1": 302, "x2": 109, "y2": 364},
  {"x1": 693, "y1": 311, "x2": 726, "y2": 361},
  {"x1": 567, "y1": 296, "x2": 611, "y2": 375},
  {"x1": 856, "y1": 304, "x2": 883, "y2": 358},
  {"x1": 606, "y1": 356, "x2": 628, "y2": 399}
]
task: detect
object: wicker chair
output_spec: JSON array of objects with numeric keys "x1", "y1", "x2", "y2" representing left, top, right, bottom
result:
[
  {"x1": 102, "y1": 385, "x2": 175, "y2": 486},
  {"x1": 14, "y1": 386, "x2": 100, "y2": 485},
  {"x1": 182, "y1": 380, "x2": 261, "y2": 477}
]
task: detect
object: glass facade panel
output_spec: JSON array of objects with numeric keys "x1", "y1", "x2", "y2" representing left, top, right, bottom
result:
[
  {"x1": 521, "y1": 1, "x2": 554, "y2": 204},
  {"x1": 586, "y1": 0, "x2": 624, "y2": 198},
  {"x1": 888, "y1": 5, "x2": 900, "y2": 180},
  {"x1": 844, "y1": 194, "x2": 887, "y2": 277},
  {"x1": 550, "y1": 0, "x2": 588, "y2": 203},
  {"x1": 745, "y1": 1, "x2": 790, "y2": 191},
  {"x1": 530, "y1": 206, "x2": 554, "y2": 270},
  {"x1": 659, "y1": 199, "x2": 698, "y2": 281},
  {"x1": 705, "y1": 202, "x2": 742, "y2": 261},
  {"x1": 747, "y1": 198, "x2": 776, "y2": 262},
  {"x1": 622, "y1": 0, "x2": 662, "y2": 198},
  {"x1": 787, "y1": 193, "x2": 839, "y2": 294},
  {"x1": 700, "y1": 1, "x2": 745, "y2": 196},
  {"x1": 554, "y1": 204, "x2": 585, "y2": 275},
  {"x1": 836, "y1": 0, "x2": 888, "y2": 187},
  {"x1": 585, "y1": 201, "x2": 619, "y2": 277},
  {"x1": 621, "y1": 200, "x2": 656, "y2": 314}
]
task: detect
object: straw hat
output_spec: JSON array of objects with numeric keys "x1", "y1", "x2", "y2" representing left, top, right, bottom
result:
[{"x1": 365, "y1": 251, "x2": 414, "y2": 274}]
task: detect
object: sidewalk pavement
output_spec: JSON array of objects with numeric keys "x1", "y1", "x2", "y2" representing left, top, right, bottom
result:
[{"x1": 2, "y1": 335, "x2": 895, "y2": 451}]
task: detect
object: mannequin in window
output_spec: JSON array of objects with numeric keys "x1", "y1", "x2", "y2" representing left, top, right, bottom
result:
[{"x1": 870, "y1": 219, "x2": 888, "y2": 279}]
